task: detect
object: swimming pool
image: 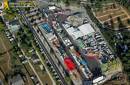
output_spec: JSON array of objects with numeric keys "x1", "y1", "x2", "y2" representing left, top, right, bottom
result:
[{"x1": 40, "y1": 23, "x2": 52, "y2": 33}]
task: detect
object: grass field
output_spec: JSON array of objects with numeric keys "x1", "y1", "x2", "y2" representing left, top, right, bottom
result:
[
  {"x1": 101, "y1": 58, "x2": 122, "y2": 74},
  {"x1": 93, "y1": 3, "x2": 130, "y2": 30},
  {"x1": 33, "y1": 63, "x2": 53, "y2": 85}
]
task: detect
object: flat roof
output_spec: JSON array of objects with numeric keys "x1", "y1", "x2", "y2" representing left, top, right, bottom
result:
[
  {"x1": 49, "y1": 6, "x2": 56, "y2": 10},
  {"x1": 66, "y1": 23, "x2": 95, "y2": 39},
  {"x1": 64, "y1": 57, "x2": 76, "y2": 71},
  {"x1": 78, "y1": 23, "x2": 95, "y2": 36},
  {"x1": 67, "y1": 27, "x2": 83, "y2": 39}
]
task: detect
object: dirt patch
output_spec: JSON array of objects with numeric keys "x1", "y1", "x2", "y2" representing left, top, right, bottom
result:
[
  {"x1": 93, "y1": 3, "x2": 130, "y2": 29},
  {"x1": 0, "y1": 32, "x2": 12, "y2": 81}
]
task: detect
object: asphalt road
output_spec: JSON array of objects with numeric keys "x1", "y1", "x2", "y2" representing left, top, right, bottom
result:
[
  {"x1": 20, "y1": 48, "x2": 44, "y2": 85},
  {"x1": 35, "y1": 49, "x2": 56, "y2": 85},
  {"x1": 18, "y1": 9, "x2": 68, "y2": 85}
]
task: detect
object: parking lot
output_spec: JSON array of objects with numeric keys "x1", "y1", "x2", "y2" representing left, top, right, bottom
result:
[
  {"x1": 35, "y1": 4, "x2": 125, "y2": 84},
  {"x1": 18, "y1": 2, "x2": 124, "y2": 85}
]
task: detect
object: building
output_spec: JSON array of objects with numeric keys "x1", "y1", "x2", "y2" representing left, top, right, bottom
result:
[
  {"x1": 9, "y1": 74, "x2": 24, "y2": 85},
  {"x1": 0, "y1": 80, "x2": 3, "y2": 85},
  {"x1": 8, "y1": 24, "x2": 20, "y2": 33}
]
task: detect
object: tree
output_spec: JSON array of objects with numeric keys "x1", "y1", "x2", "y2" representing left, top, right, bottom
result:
[
  {"x1": 109, "y1": 15, "x2": 114, "y2": 29},
  {"x1": 117, "y1": 17, "x2": 125, "y2": 30},
  {"x1": 65, "y1": 0, "x2": 70, "y2": 6},
  {"x1": 127, "y1": 19, "x2": 130, "y2": 24}
]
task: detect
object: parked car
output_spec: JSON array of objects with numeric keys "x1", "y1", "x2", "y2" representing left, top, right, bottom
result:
[{"x1": 19, "y1": 55, "x2": 28, "y2": 64}]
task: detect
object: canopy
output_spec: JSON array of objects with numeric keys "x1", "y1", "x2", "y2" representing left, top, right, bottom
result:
[{"x1": 64, "y1": 57, "x2": 76, "y2": 71}]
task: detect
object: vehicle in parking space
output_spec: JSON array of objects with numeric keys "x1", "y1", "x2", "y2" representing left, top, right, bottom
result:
[
  {"x1": 5, "y1": 31, "x2": 10, "y2": 37},
  {"x1": 7, "y1": 36, "x2": 11, "y2": 39},
  {"x1": 20, "y1": 4, "x2": 121, "y2": 85},
  {"x1": 115, "y1": 32, "x2": 123, "y2": 40},
  {"x1": 83, "y1": 18, "x2": 89, "y2": 23},
  {"x1": 96, "y1": 38, "x2": 104, "y2": 42},
  {"x1": 30, "y1": 75, "x2": 40, "y2": 85},
  {"x1": 9, "y1": 38, "x2": 14, "y2": 42},
  {"x1": 64, "y1": 38, "x2": 72, "y2": 46},
  {"x1": 95, "y1": 36, "x2": 101, "y2": 39},
  {"x1": 19, "y1": 55, "x2": 28, "y2": 64},
  {"x1": 93, "y1": 75, "x2": 106, "y2": 85},
  {"x1": 31, "y1": 53, "x2": 40, "y2": 64}
]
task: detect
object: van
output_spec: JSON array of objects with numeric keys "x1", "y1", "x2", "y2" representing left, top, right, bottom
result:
[{"x1": 93, "y1": 75, "x2": 106, "y2": 84}]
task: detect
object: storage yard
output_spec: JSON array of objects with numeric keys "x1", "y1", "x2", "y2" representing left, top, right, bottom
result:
[
  {"x1": 36, "y1": 5, "x2": 122, "y2": 85},
  {"x1": 1, "y1": 0, "x2": 128, "y2": 85},
  {"x1": 4, "y1": 1, "x2": 123, "y2": 84}
]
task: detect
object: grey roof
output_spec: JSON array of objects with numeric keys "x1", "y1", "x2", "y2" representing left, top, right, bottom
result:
[
  {"x1": 11, "y1": 74, "x2": 24, "y2": 85},
  {"x1": 0, "y1": 80, "x2": 3, "y2": 85}
]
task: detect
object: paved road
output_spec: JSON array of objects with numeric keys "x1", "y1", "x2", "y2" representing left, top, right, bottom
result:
[
  {"x1": 56, "y1": 2, "x2": 122, "y2": 84},
  {"x1": 34, "y1": 26, "x2": 67, "y2": 84},
  {"x1": 20, "y1": 47, "x2": 43, "y2": 85},
  {"x1": 81, "y1": 4, "x2": 114, "y2": 53},
  {"x1": 81, "y1": 3, "x2": 123, "y2": 83},
  {"x1": 18, "y1": 9, "x2": 67, "y2": 85},
  {"x1": 33, "y1": 45, "x2": 56, "y2": 85}
]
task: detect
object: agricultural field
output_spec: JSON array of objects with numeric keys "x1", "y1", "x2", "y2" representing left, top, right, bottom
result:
[
  {"x1": 93, "y1": 3, "x2": 130, "y2": 30},
  {"x1": 0, "y1": 30, "x2": 12, "y2": 83},
  {"x1": 33, "y1": 63, "x2": 53, "y2": 85}
]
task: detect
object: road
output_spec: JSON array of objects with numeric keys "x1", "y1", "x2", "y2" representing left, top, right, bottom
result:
[
  {"x1": 80, "y1": 3, "x2": 123, "y2": 83},
  {"x1": 20, "y1": 46, "x2": 43, "y2": 85},
  {"x1": 80, "y1": 4, "x2": 114, "y2": 53},
  {"x1": 35, "y1": 25, "x2": 66, "y2": 78},
  {"x1": 33, "y1": 44, "x2": 56, "y2": 85},
  {"x1": 18, "y1": 9, "x2": 68, "y2": 85},
  {"x1": 34, "y1": 26, "x2": 67, "y2": 84},
  {"x1": 56, "y1": 2, "x2": 122, "y2": 84}
]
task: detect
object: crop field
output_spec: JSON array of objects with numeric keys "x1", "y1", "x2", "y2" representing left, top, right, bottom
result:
[
  {"x1": 0, "y1": 31, "x2": 12, "y2": 81},
  {"x1": 93, "y1": 3, "x2": 130, "y2": 30}
]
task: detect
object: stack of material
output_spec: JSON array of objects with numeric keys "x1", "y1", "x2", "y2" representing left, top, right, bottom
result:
[{"x1": 67, "y1": 16, "x2": 83, "y2": 27}]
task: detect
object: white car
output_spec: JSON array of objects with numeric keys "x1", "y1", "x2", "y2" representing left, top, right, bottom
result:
[{"x1": 9, "y1": 38, "x2": 14, "y2": 42}]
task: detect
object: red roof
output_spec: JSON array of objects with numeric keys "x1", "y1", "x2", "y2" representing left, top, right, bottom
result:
[
  {"x1": 64, "y1": 57, "x2": 76, "y2": 71},
  {"x1": 87, "y1": 56, "x2": 98, "y2": 60},
  {"x1": 75, "y1": 51, "x2": 80, "y2": 57}
]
